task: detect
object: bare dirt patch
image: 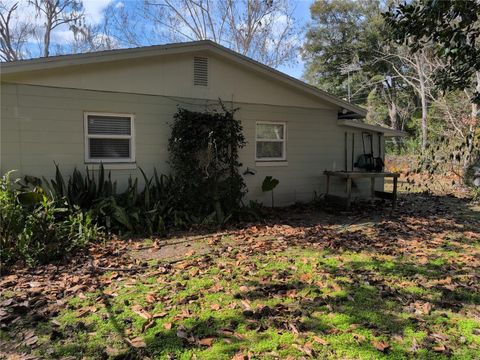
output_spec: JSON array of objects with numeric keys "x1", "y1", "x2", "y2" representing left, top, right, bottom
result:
[{"x1": 131, "y1": 236, "x2": 213, "y2": 261}]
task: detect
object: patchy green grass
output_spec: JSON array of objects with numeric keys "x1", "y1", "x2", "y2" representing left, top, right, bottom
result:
[
  {"x1": 29, "y1": 245, "x2": 480, "y2": 358},
  {"x1": 2, "y1": 195, "x2": 480, "y2": 359}
]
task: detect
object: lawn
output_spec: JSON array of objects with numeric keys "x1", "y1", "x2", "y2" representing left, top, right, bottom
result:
[{"x1": 1, "y1": 194, "x2": 479, "y2": 359}]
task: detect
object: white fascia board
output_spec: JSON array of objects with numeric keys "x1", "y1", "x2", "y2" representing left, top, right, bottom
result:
[{"x1": 337, "y1": 120, "x2": 408, "y2": 137}]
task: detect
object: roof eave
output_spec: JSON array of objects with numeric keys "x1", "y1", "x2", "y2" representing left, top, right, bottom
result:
[
  {"x1": 1, "y1": 41, "x2": 212, "y2": 74},
  {"x1": 337, "y1": 119, "x2": 408, "y2": 137}
]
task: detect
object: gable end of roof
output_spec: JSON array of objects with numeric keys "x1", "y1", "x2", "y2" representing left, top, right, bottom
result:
[{"x1": 1, "y1": 40, "x2": 367, "y2": 117}]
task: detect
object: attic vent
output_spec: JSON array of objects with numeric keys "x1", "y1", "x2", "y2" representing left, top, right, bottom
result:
[{"x1": 194, "y1": 56, "x2": 208, "y2": 86}]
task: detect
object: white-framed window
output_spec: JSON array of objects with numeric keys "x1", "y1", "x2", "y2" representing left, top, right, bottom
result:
[
  {"x1": 84, "y1": 112, "x2": 135, "y2": 163},
  {"x1": 255, "y1": 121, "x2": 287, "y2": 161}
]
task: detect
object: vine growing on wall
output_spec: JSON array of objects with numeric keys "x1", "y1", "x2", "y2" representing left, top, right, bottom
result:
[{"x1": 168, "y1": 103, "x2": 246, "y2": 222}]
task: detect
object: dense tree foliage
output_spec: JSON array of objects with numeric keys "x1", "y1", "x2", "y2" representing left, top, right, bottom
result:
[
  {"x1": 303, "y1": 0, "x2": 479, "y2": 180},
  {"x1": 303, "y1": 0, "x2": 415, "y2": 148},
  {"x1": 384, "y1": 0, "x2": 480, "y2": 104},
  {"x1": 168, "y1": 106, "x2": 246, "y2": 223}
]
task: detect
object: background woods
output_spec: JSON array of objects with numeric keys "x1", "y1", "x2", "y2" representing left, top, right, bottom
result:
[{"x1": 302, "y1": 0, "x2": 479, "y2": 184}]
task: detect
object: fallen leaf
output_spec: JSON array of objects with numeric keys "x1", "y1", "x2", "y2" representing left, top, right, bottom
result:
[
  {"x1": 433, "y1": 344, "x2": 446, "y2": 353},
  {"x1": 240, "y1": 299, "x2": 252, "y2": 310},
  {"x1": 189, "y1": 268, "x2": 199, "y2": 277},
  {"x1": 76, "y1": 308, "x2": 90, "y2": 318},
  {"x1": 293, "y1": 343, "x2": 314, "y2": 357},
  {"x1": 152, "y1": 311, "x2": 168, "y2": 319},
  {"x1": 185, "y1": 250, "x2": 196, "y2": 257},
  {"x1": 24, "y1": 335, "x2": 39, "y2": 346},
  {"x1": 233, "y1": 332, "x2": 247, "y2": 340},
  {"x1": 210, "y1": 303, "x2": 221, "y2": 311},
  {"x1": 299, "y1": 273, "x2": 312, "y2": 282},
  {"x1": 145, "y1": 293, "x2": 156, "y2": 303},
  {"x1": 131, "y1": 304, "x2": 152, "y2": 320},
  {"x1": 372, "y1": 340, "x2": 390, "y2": 352},
  {"x1": 126, "y1": 336, "x2": 146, "y2": 348},
  {"x1": 164, "y1": 322, "x2": 172, "y2": 330},
  {"x1": 141, "y1": 319, "x2": 155, "y2": 333},
  {"x1": 289, "y1": 323, "x2": 299, "y2": 334},
  {"x1": 198, "y1": 337, "x2": 215, "y2": 346},
  {"x1": 312, "y1": 336, "x2": 328, "y2": 345},
  {"x1": 231, "y1": 353, "x2": 247, "y2": 360}
]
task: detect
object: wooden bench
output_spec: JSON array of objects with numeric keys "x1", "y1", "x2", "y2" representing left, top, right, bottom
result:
[{"x1": 324, "y1": 171, "x2": 400, "y2": 210}]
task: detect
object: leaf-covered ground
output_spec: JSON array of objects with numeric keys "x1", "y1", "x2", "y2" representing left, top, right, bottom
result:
[{"x1": 1, "y1": 194, "x2": 479, "y2": 360}]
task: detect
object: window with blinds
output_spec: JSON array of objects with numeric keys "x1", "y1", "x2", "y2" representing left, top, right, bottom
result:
[{"x1": 84, "y1": 113, "x2": 135, "y2": 163}]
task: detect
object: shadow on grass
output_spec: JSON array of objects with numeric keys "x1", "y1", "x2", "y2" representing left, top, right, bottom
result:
[
  {"x1": 6, "y1": 192, "x2": 478, "y2": 359},
  {"x1": 57, "y1": 193, "x2": 477, "y2": 358}
]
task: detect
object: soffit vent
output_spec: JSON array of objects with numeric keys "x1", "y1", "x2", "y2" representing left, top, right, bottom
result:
[{"x1": 194, "y1": 56, "x2": 208, "y2": 86}]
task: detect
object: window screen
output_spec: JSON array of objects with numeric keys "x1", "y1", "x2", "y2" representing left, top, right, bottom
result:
[{"x1": 85, "y1": 113, "x2": 134, "y2": 162}]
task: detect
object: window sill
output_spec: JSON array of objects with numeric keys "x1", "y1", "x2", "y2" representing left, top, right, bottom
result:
[
  {"x1": 255, "y1": 161, "x2": 288, "y2": 167},
  {"x1": 85, "y1": 163, "x2": 137, "y2": 170}
]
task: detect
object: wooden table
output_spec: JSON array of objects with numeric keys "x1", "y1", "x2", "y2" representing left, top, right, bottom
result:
[{"x1": 324, "y1": 171, "x2": 400, "y2": 209}]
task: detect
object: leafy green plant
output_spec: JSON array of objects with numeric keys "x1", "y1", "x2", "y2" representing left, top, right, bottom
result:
[
  {"x1": 262, "y1": 176, "x2": 279, "y2": 207},
  {"x1": 0, "y1": 171, "x2": 100, "y2": 268},
  {"x1": 32, "y1": 164, "x2": 188, "y2": 236},
  {"x1": 0, "y1": 171, "x2": 25, "y2": 262},
  {"x1": 90, "y1": 170, "x2": 186, "y2": 236},
  {"x1": 168, "y1": 104, "x2": 246, "y2": 223},
  {"x1": 40, "y1": 163, "x2": 117, "y2": 209},
  {"x1": 17, "y1": 197, "x2": 99, "y2": 265}
]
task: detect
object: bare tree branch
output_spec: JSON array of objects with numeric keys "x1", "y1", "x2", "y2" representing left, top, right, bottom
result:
[
  {"x1": 30, "y1": 0, "x2": 85, "y2": 57},
  {"x1": 0, "y1": 2, "x2": 34, "y2": 61}
]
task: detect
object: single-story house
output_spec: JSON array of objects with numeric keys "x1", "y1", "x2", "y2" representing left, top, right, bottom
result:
[{"x1": 0, "y1": 40, "x2": 404, "y2": 206}]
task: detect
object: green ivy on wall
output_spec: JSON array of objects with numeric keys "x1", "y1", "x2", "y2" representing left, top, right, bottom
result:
[{"x1": 168, "y1": 103, "x2": 246, "y2": 223}]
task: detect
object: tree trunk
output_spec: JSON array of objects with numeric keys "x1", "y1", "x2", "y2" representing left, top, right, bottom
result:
[
  {"x1": 387, "y1": 99, "x2": 401, "y2": 154},
  {"x1": 464, "y1": 71, "x2": 480, "y2": 172},
  {"x1": 382, "y1": 77, "x2": 403, "y2": 154},
  {"x1": 43, "y1": 11, "x2": 53, "y2": 58},
  {"x1": 43, "y1": 28, "x2": 50, "y2": 57},
  {"x1": 415, "y1": 53, "x2": 428, "y2": 151}
]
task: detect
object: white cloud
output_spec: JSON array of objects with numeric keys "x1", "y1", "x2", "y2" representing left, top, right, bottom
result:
[
  {"x1": 3, "y1": 0, "x2": 114, "y2": 28},
  {"x1": 82, "y1": 0, "x2": 114, "y2": 24},
  {"x1": 51, "y1": 28, "x2": 76, "y2": 43}
]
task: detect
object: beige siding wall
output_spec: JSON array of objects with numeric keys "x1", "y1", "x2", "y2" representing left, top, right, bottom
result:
[
  {"x1": 1, "y1": 83, "x2": 382, "y2": 206},
  {"x1": 6, "y1": 52, "x2": 335, "y2": 110}
]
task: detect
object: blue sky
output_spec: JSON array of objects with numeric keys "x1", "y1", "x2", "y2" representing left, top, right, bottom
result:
[{"x1": 277, "y1": 0, "x2": 314, "y2": 79}]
